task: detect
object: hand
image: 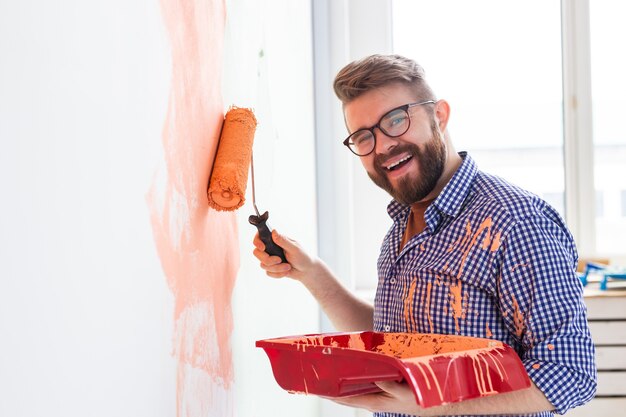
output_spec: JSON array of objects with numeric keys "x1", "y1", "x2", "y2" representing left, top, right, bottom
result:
[
  {"x1": 330, "y1": 381, "x2": 422, "y2": 415},
  {"x1": 252, "y1": 230, "x2": 317, "y2": 282}
]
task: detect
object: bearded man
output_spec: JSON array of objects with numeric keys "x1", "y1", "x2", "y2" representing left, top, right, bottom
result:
[{"x1": 252, "y1": 54, "x2": 596, "y2": 417}]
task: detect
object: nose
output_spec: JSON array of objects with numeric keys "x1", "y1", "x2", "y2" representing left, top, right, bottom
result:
[{"x1": 373, "y1": 127, "x2": 397, "y2": 155}]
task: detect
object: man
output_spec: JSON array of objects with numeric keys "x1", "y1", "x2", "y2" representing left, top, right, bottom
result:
[{"x1": 252, "y1": 54, "x2": 596, "y2": 416}]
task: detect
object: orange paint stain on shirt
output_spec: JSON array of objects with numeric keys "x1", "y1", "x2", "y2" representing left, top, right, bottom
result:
[
  {"x1": 511, "y1": 263, "x2": 530, "y2": 273},
  {"x1": 547, "y1": 344, "x2": 555, "y2": 351},
  {"x1": 425, "y1": 282, "x2": 434, "y2": 333},
  {"x1": 454, "y1": 220, "x2": 473, "y2": 257},
  {"x1": 457, "y1": 217, "x2": 493, "y2": 278},
  {"x1": 461, "y1": 291, "x2": 470, "y2": 321},
  {"x1": 449, "y1": 280, "x2": 463, "y2": 333},
  {"x1": 485, "y1": 323, "x2": 492, "y2": 337},
  {"x1": 511, "y1": 296, "x2": 525, "y2": 339},
  {"x1": 481, "y1": 227, "x2": 492, "y2": 250},
  {"x1": 447, "y1": 235, "x2": 462, "y2": 253},
  {"x1": 435, "y1": 274, "x2": 442, "y2": 286},
  {"x1": 444, "y1": 217, "x2": 495, "y2": 334},
  {"x1": 401, "y1": 279, "x2": 408, "y2": 330},
  {"x1": 490, "y1": 231, "x2": 502, "y2": 252},
  {"x1": 532, "y1": 363, "x2": 541, "y2": 370},
  {"x1": 496, "y1": 271, "x2": 503, "y2": 289},
  {"x1": 403, "y1": 279, "x2": 418, "y2": 332}
]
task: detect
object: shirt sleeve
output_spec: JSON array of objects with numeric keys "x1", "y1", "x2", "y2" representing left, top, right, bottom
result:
[{"x1": 495, "y1": 213, "x2": 597, "y2": 414}]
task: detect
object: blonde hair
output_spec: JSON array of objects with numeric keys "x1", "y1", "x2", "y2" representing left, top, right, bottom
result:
[{"x1": 333, "y1": 54, "x2": 436, "y2": 105}]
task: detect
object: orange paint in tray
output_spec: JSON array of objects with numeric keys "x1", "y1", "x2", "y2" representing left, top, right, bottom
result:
[{"x1": 257, "y1": 331, "x2": 530, "y2": 408}]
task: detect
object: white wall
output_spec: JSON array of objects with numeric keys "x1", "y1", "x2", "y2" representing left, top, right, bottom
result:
[
  {"x1": 0, "y1": 0, "x2": 320, "y2": 416},
  {"x1": 0, "y1": 1, "x2": 175, "y2": 416},
  {"x1": 224, "y1": 0, "x2": 321, "y2": 416}
]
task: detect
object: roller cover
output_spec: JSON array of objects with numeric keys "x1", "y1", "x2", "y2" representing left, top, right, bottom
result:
[{"x1": 207, "y1": 107, "x2": 257, "y2": 211}]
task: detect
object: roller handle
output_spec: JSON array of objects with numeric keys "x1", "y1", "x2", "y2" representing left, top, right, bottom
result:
[{"x1": 249, "y1": 211, "x2": 288, "y2": 264}]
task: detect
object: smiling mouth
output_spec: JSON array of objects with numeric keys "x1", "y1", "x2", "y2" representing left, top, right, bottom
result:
[{"x1": 385, "y1": 155, "x2": 413, "y2": 171}]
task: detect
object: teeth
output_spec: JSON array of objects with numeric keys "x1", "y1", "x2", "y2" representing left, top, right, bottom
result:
[{"x1": 386, "y1": 155, "x2": 412, "y2": 170}]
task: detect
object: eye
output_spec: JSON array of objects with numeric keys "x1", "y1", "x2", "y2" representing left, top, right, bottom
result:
[
  {"x1": 390, "y1": 115, "x2": 407, "y2": 126},
  {"x1": 382, "y1": 109, "x2": 409, "y2": 130},
  {"x1": 350, "y1": 130, "x2": 373, "y2": 146}
]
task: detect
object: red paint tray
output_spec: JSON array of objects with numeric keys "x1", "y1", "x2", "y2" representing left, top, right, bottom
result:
[{"x1": 256, "y1": 331, "x2": 530, "y2": 408}]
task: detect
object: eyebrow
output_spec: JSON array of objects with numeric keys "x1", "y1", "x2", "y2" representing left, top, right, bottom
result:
[{"x1": 347, "y1": 103, "x2": 406, "y2": 133}]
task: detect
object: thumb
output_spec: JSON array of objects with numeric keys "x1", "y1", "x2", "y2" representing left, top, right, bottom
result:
[
  {"x1": 271, "y1": 229, "x2": 294, "y2": 250},
  {"x1": 375, "y1": 380, "x2": 408, "y2": 395}
]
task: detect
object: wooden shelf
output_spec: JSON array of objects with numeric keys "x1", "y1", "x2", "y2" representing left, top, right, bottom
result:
[{"x1": 569, "y1": 287, "x2": 626, "y2": 415}]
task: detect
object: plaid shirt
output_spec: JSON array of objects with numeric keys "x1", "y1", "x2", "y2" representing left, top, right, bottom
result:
[{"x1": 373, "y1": 153, "x2": 597, "y2": 417}]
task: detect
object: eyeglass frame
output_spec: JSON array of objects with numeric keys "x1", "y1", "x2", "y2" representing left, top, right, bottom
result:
[{"x1": 342, "y1": 100, "x2": 436, "y2": 156}]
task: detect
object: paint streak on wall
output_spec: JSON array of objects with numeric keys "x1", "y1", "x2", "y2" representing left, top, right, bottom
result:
[{"x1": 146, "y1": 0, "x2": 236, "y2": 415}]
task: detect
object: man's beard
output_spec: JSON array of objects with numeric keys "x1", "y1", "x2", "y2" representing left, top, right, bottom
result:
[{"x1": 367, "y1": 123, "x2": 447, "y2": 206}]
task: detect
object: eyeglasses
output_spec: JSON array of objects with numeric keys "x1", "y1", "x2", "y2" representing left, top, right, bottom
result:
[{"x1": 343, "y1": 100, "x2": 436, "y2": 156}]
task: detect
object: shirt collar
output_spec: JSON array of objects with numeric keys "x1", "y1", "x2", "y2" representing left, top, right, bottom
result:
[{"x1": 387, "y1": 152, "x2": 477, "y2": 222}]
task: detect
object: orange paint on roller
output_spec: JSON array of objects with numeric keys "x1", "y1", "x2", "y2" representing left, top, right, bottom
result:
[{"x1": 207, "y1": 107, "x2": 257, "y2": 211}]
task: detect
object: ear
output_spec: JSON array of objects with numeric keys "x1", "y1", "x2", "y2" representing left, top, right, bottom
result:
[{"x1": 434, "y1": 99, "x2": 451, "y2": 133}]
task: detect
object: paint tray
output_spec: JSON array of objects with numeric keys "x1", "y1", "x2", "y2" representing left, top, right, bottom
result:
[{"x1": 256, "y1": 331, "x2": 530, "y2": 408}]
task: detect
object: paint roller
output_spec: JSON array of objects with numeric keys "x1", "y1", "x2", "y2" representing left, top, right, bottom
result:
[{"x1": 207, "y1": 107, "x2": 287, "y2": 263}]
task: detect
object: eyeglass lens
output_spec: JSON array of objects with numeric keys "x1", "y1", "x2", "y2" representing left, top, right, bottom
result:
[{"x1": 348, "y1": 107, "x2": 411, "y2": 155}]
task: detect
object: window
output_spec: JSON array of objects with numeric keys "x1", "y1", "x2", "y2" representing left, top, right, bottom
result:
[
  {"x1": 312, "y1": 0, "x2": 626, "y2": 300},
  {"x1": 393, "y1": 0, "x2": 565, "y2": 218},
  {"x1": 390, "y1": 1, "x2": 625, "y2": 259},
  {"x1": 590, "y1": 1, "x2": 626, "y2": 255},
  {"x1": 595, "y1": 191, "x2": 604, "y2": 219}
]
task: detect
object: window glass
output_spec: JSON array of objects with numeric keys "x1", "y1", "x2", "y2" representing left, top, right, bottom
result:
[
  {"x1": 595, "y1": 191, "x2": 604, "y2": 219},
  {"x1": 590, "y1": 2, "x2": 626, "y2": 255},
  {"x1": 392, "y1": 0, "x2": 564, "y2": 217}
]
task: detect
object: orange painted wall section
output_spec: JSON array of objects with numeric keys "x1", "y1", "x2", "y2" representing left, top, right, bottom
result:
[{"x1": 146, "y1": 0, "x2": 237, "y2": 415}]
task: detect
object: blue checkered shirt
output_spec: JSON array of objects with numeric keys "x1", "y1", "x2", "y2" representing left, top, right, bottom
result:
[{"x1": 373, "y1": 153, "x2": 597, "y2": 417}]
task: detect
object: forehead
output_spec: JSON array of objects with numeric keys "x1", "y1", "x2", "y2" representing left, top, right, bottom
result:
[{"x1": 344, "y1": 83, "x2": 416, "y2": 132}]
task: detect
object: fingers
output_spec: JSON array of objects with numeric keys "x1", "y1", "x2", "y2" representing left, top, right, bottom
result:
[
  {"x1": 252, "y1": 232, "x2": 265, "y2": 250},
  {"x1": 327, "y1": 381, "x2": 414, "y2": 413},
  {"x1": 252, "y1": 229, "x2": 293, "y2": 264},
  {"x1": 252, "y1": 229, "x2": 305, "y2": 278},
  {"x1": 253, "y1": 229, "x2": 292, "y2": 254},
  {"x1": 266, "y1": 270, "x2": 291, "y2": 279},
  {"x1": 252, "y1": 232, "x2": 291, "y2": 277},
  {"x1": 253, "y1": 248, "x2": 289, "y2": 268},
  {"x1": 253, "y1": 248, "x2": 289, "y2": 266}
]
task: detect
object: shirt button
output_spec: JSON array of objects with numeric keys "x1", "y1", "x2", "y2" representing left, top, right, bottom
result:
[
  {"x1": 389, "y1": 278, "x2": 397, "y2": 284},
  {"x1": 384, "y1": 325, "x2": 391, "y2": 332}
]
